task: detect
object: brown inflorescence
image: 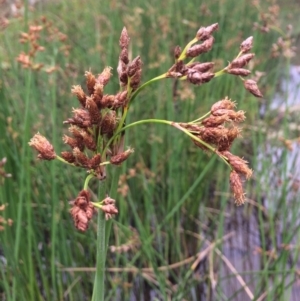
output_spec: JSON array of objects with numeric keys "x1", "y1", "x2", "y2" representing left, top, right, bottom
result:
[
  {"x1": 117, "y1": 27, "x2": 142, "y2": 90},
  {"x1": 29, "y1": 133, "x2": 56, "y2": 160},
  {"x1": 244, "y1": 79, "x2": 263, "y2": 98},
  {"x1": 16, "y1": 16, "x2": 70, "y2": 72},
  {"x1": 29, "y1": 23, "x2": 262, "y2": 231},
  {"x1": 100, "y1": 196, "x2": 118, "y2": 220},
  {"x1": 222, "y1": 36, "x2": 263, "y2": 98},
  {"x1": 178, "y1": 96, "x2": 252, "y2": 204},
  {"x1": 70, "y1": 190, "x2": 96, "y2": 232},
  {"x1": 229, "y1": 170, "x2": 245, "y2": 205},
  {"x1": 110, "y1": 148, "x2": 134, "y2": 165},
  {"x1": 166, "y1": 24, "x2": 218, "y2": 86},
  {"x1": 30, "y1": 28, "x2": 140, "y2": 179}
]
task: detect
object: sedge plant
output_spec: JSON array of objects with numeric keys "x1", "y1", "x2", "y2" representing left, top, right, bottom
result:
[{"x1": 29, "y1": 23, "x2": 263, "y2": 300}]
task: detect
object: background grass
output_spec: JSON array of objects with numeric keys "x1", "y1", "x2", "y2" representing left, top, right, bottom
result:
[{"x1": 0, "y1": 0, "x2": 299, "y2": 300}]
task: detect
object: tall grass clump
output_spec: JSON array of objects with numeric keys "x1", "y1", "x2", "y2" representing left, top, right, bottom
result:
[{"x1": 1, "y1": 0, "x2": 299, "y2": 300}]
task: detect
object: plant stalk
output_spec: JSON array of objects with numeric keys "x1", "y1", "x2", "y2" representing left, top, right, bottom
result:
[
  {"x1": 92, "y1": 181, "x2": 107, "y2": 301},
  {"x1": 91, "y1": 166, "x2": 121, "y2": 301}
]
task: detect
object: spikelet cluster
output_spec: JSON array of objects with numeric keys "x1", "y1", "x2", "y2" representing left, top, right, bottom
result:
[
  {"x1": 179, "y1": 97, "x2": 252, "y2": 205},
  {"x1": 16, "y1": 16, "x2": 70, "y2": 72},
  {"x1": 69, "y1": 190, "x2": 95, "y2": 232},
  {"x1": 29, "y1": 28, "x2": 140, "y2": 231},
  {"x1": 167, "y1": 24, "x2": 218, "y2": 86}
]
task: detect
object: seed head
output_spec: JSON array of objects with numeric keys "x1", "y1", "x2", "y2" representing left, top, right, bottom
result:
[
  {"x1": 226, "y1": 68, "x2": 251, "y2": 77},
  {"x1": 187, "y1": 71, "x2": 214, "y2": 85},
  {"x1": 127, "y1": 56, "x2": 142, "y2": 77},
  {"x1": 119, "y1": 27, "x2": 130, "y2": 49},
  {"x1": 240, "y1": 36, "x2": 253, "y2": 54},
  {"x1": 120, "y1": 48, "x2": 129, "y2": 64},
  {"x1": 117, "y1": 60, "x2": 128, "y2": 86},
  {"x1": 71, "y1": 85, "x2": 86, "y2": 107},
  {"x1": 211, "y1": 97, "x2": 236, "y2": 114},
  {"x1": 229, "y1": 53, "x2": 255, "y2": 69},
  {"x1": 230, "y1": 170, "x2": 246, "y2": 206},
  {"x1": 64, "y1": 108, "x2": 92, "y2": 128},
  {"x1": 79, "y1": 130, "x2": 97, "y2": 151},
  {"x1": 114, "y1": 91, "x2": 128, "y2": 108},
  {"x1": 94, "y1": 82, "x2": 104, "y2": 98},
  {"x1": 188, "y1": 62, "x2": 214, "y2": 73},
  {"x1": 196, "y1": 23, "x2": 219, "y2": 41},
  {"x1": 186, "y1": 36, "x2": 214, "y2": 57},
  {"x1": 85, "y1": 71, "x2": 96, "y2": 94},
  {"x1": 244, "y1": 79, "x2": 263, "y2": 98},
  {"x1": 29, "y1": 133, "x2": 56, "y2": 160},
  {"x1": 61, "y1": 151, "x2": 76, "y2": 164},
  {"x1": 101, "y1": 111, "x2": 117, "y2": 135},
  {"x1": 222, "y1": 151, "x2": 253, "y2": 179},
  {"x1": 110, "y1": 148, "x2": 134, "y2": 165},
  {"x1": 217, "y1": 127, "x2": 241, "y2": 151},
  {"x1": 101, "y1": 196, "x2": 118, "y2": 220},
  {"x1": 86, "y1": 96, "x2": 101, "y2": 124},
  {"x1": 96, "y1": 67, "x2": 112, "y2": 86},
  {"x1": 89, "y1": 154, "x2": 101, "y2": 169},
  {"x1": 70, "y1": 190, "x2": 95, "y2": 231},
  {"x1": 130, "y1": 69, "x2": 142, "y2": 90},
  {"x1": 73, "y1": 147, "x2": 90, "y2": 168},
  {"x1": 202, "y1": 114, "x2": 230, "y2": 127},
  {"x1": 174, "y1": 46, "x2": 181, "y2": 59},
  {"x1": 63, "y1": 135, "x2": 84, "y2": 150},
  {"x1": 100, "y1": 94, "x2": 115, "y2": 108}
]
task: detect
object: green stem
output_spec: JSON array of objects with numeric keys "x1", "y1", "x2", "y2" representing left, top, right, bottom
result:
[
  {"x1": 113, "y1": 73, "x2": 167, "y2": 147},
  {"x1": 90, "y1": 165, "x2": 121, "y2": 301},
  {"x1": 103, "y1": 119, "x2": 172, "y2": 155},
  {"x1": 178, "y1": 37, "x2": 198, "y2": 61},
  {"x1": 214, "y1": 69, "x2": 226, "y2": 77},
  {"x1": 84, "y1": 173, "x2": 95, "y2": 190},
  {"x1": 55, "y1": 155, "x2": 76, "y2": 166},
  {"x1": 189, "y1": 111, "x2": 211, "y2": 123},
  {"x1": 103, "y1": 118, "x2": 231, "y2": 169},
  {"x1": 129, "y1": 73, "x2": 167, "y2": 106},
  {"x1": 92, "y1": 180, "x2": 107, "y2": 301}
]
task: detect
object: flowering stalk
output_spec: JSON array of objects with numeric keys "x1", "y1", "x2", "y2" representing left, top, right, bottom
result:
[{"x1": 29, "y1": 23, "x2": 262, "y2": 300}]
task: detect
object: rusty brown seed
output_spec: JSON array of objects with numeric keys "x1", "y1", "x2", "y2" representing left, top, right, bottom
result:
[
  {"x1": 174, "y1": 45, "x2": 182, "y2": 59},
  {"x1": 186, "y1": 36, "x2": 214, "y2": 58},
  {"x1": 226, "y1": 68, "x2": 251, "y2": 76},
  {"x1": 119, "y1": 27, "x2": 130, "y2": 49},
  {"x1": 211, "y1": 97, "x2": 236, "y2": 114},
  {"x1": 188, "y1": 62, "x2": 214, "y2": 73},
  {"x1": 187, "y1": 71, "x2": 214, "y2": 85},
  {"x1": 222, "y1": 151, "x2": 253, "y2": 179},
  {"x1": 244, "y1": 79, "x2": 263, "y2": 98},
  {"x1": 240, "y1": 36, "x2": 253, "y2": 53},
  {"x1": 127, "y1": 56, "x2": 142, "y2": 77},
  {"x1": 230, "y1": 170, "x2": 246, "y2": 205},
  {"x1": 229, "y1": 53, "x2": 255, "y2": 69},
  {"x1": 110, "y1": 148, "x2": 134, "y2": 165},
  {"x1": 196, "y1": 23, "x2": 219, "y2": 41},
  {"x1": 29, "y1": 133, "x2": 56, "y2": 160},
  {"x1": 97, "y1": 67, "x2": 113, "y2": 86},
  {"x1": 71, "y1": 85, "x2": 86, "y2": 107},
  {"x1": 85, "y1": 71, "x2": 96, "y2": 94}
]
